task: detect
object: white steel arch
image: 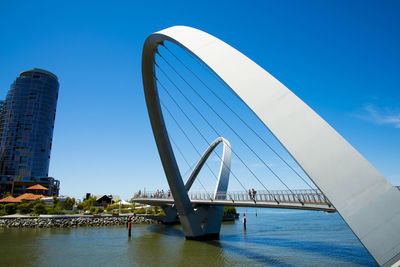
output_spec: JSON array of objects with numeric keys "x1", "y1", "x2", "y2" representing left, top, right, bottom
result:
[
  {"x1": 142, "y1": 26, "x2": 400, "y2": 266},
  {"x1": 184, "y1": 137, "x2": 231, "y2": 200},
  {"x1": 161, "y1": 137, "x2": 231, "y2": 231}
]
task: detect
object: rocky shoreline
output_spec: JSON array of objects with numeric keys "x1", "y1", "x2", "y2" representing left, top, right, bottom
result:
[{"x1": 0, "y1": 215, "x2": 162, "y2": 228}]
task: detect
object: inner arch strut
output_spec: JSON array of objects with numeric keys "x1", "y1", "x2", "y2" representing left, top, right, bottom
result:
[{"x1": 185, "y1": 137, "x2": 231, "y2": 200}]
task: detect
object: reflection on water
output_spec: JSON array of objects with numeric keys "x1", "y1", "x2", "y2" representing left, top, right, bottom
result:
[{"x1": 0, "y1": 209, "x2": 375, "y2": 267}]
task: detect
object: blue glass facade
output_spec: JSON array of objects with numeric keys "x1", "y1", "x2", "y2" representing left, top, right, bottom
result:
[{"x1": 0, "y1": 68, "x2": 60, "y2": 196}]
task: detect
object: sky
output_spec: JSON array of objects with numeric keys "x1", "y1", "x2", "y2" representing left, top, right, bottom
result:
[{"x1": 0, "y1": 0, "x2": 399, "y2": 200}]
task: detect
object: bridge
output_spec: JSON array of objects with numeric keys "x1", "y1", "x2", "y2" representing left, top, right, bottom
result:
[
  {"x1": 133, "y1": 189, "x2": 335, "y2": 212},
  {"x1": 141, "y1": 26, "x2": 400, "y2": 266}
]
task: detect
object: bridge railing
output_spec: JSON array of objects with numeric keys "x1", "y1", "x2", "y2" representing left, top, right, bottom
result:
[
  {"x1": 135, "y1": 189, "x2": 331, "y2": 205},
  {"x1": 222, "y1": 189, "x2": 330, "y2": 204},
  {"x1": 209, "y1": 190, "x2": 330, "y2": 204}
]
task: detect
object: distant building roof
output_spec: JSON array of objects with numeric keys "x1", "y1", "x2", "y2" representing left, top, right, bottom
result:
[
  {"x1": 26, "y1": 184, "x2": 49, "y2": 190},
  {"x1": 96, "y1": 195, "x2": 112, "y2": 202},
  {"x1": 20, "y1": 68, "x2": 58, "y2": 81},
  {"x1": 15, "y1": 193, "x2": 45, "y2": 201},
  {"x1": 0, "y1": 196, "x2": 21, "y2": 203},
  {"x1": 94, "y1": 195, "x2": 120, "y2": 202}
]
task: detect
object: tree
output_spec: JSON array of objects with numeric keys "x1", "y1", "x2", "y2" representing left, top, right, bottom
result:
[
  {"x1": 95, "y1": 208, "x2": 103, "y2": 214},
  {"x1": 223, "y1": 206, "x2": 237, "y2": 215},
  {"x1": 89, "y1": 207, "x2": 95, "y2": 214},
  {"x1": 4, "y1": 203, "x2": 17, "y2": 215},
  {"x1": 17, "y1": 201, "x2": 33, "y2": 214},
  {"x1": 52, "y1": 196, "x2": 60, "y2": 209},
  {"x1": 82, "y1": 196, "x2": 97, "y2": 210},
  {"x1": 64, "y1": 197, "x2": 75, "y2": 210},
  {"x1": 32, "y1": 202, "x2": 46, "y2": 215}
]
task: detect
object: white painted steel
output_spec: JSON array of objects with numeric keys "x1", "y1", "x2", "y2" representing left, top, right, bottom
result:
[
  {"x1": 132, "y1": 197, "x2": 336, "y2": 212},
  {"x1": 161, "y1": 137, "x2": 231, "y2": 228},
  {"x1": 184, "y1": 137, "x2": 231, "y2": 200},
  {"x1": 142, "y1": 26, "x2": 400, "y2": 265}
]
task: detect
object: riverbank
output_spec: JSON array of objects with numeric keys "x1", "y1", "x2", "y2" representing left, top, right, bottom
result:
[{"x1": 0, "y1": 214, "x2": 162, "y2": 228}]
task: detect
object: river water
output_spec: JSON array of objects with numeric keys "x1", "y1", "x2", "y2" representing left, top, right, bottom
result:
[{"x1": 0, "y1": 208, "x2": 375, "y2": 266}]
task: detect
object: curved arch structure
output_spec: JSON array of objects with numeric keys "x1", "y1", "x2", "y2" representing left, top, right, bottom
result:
[
  {"x1": 162, "y1": 137, "x2": 231, "y2": 234},
  {"x1": 184, "y1": 137, "x2": 231, "y2": 200},
  {"x1": 142, "y1": 26, "x2": 400, "y2": 266}
]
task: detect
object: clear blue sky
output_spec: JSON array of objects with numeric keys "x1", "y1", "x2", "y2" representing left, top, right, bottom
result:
[{"x1": 0, "y1": 0, "x2": 399, "y2": 200}]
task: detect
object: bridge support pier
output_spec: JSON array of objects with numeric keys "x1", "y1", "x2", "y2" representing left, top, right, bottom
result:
[
  {"x1": 162, "y1": 205, "x2": 224, "y2": 240},
  {"x1": 182, "y1": 205, "x2": 224, "y2": 240},
  {"x1": 193, "y1": 206, "x2": 224, "y2": 239},
  {"x1": 162, "y1": 206, "x2": 178, "y2": 224}
]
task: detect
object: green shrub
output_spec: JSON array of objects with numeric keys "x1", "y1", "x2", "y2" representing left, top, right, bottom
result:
[
  {"x1": 223, "y1": 206, "x2": 237, "y2": 216},
  {"x1": 83, "y1": 196, "x2": 97, "y2": 210},
  {"x1": 105, "y1": 205, "x2": 113, "y2": 212},
  {"x1": 153, "y1": 206, "x2": 159, "y2": 214},
  {"x1": 17, "y1": 202, "x2": 33, "y2": 214},
  {"x1": 156, "y1": 210, "x2": 166, "y2": 216},
  {"x1": 95, "y1": 208, "x2": 104, "y2": 214},
  {"x1": 4, "y1": 203, "x2": 17, "y2": 215},
  {"x1": 64, "y1": 197, "x2": 75, "y2": 210},
  {"x1": 134, "y1": 208, "x2": 146, "y2": 214},
  {"x1": 106, "y1": 202, "x2": 132, "y2": 211},
  {"x1": 146, "y1": 209, "x2": 153, "y2": 215},
  {"x1": 76, "y1": 203, "x2": 84, "y2": 210},
  {"x1": 121, "y1": 209, "x2": 130, "y2": 214},
  {"x1": 0, "y1": 204, "x2": 6, "y2": 216},
  {"x1": 52, "y1": 196, "x2": 60, "y2": 208},
  {"x1": 46, "y1": 208, "x2": 65, "y2": 215},
  {"x1": 32, "y1": 202, "x2": 46, "y2": 215}
]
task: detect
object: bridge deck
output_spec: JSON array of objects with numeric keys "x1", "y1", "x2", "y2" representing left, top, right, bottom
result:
[
  {"x1": 132, "y1": 189, "x2": 336, "y2": 212},
  {"x1": 133, "y1": 198, "x2": 336, "y2": 212}
]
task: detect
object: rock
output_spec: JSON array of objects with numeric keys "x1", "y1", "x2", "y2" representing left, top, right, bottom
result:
[{"x1": 0, "y1": 215, "x2": 160, "y2": 228}]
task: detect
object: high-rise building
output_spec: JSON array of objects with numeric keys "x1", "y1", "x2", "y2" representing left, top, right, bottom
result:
[{"x1": 0, "y1": 68, "x2": 60, "y2": 197}]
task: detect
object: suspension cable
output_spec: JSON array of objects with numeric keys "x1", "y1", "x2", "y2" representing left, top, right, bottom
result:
[
  {"x1": 160, "y1": 101, "x2": 214, "y2": 201},
  {"x1": 161, "y1": 44, "x2": 319, "y2": 197},
  {"x1": 169, "y1": 122, "x2": 217, "y2": 183},
  {"x1": 155, "y1": 65, "x2": 279, "y2": 204},
  {"x1": 162, "y1": 102, "x2": 239, "y2": 204},
  {"x1": 157, "y1": 78, "x2": 250, "y2": 197},
  {"x1": 181, "y1": 163, "x2": 197, "y2": 179},
  {"x1": 157, "y1": 52, "x2": 292, "y2": 194},
  {"x1": 169, "y1": 134, "x2": 195, "y2": 176},
  {"x1": 155, "y1": 80, "x2": 218, "y2": 182}
]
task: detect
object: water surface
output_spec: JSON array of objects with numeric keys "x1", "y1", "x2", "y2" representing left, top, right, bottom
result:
[{"x1": 0, "y1": 208, "x2": 375, "y2": 266}]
